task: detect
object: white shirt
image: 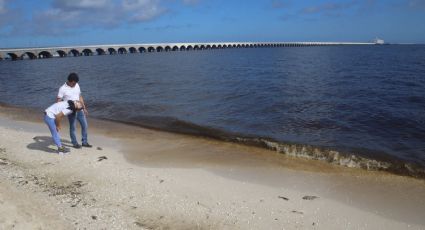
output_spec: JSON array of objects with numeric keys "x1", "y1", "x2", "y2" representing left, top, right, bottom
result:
[
  {"x1": 45, "y1": 101, "x2": 73, "y2": 119},
  {"x1": 57, "y1": 82, "x2": 81, "y2": 101}
]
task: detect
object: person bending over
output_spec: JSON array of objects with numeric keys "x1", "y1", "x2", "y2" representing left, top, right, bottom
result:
[
  {"x1": 44, "y1": 100, "x2": 83, "y2": 153},
  {"x1": 57, "y1": 72, "x2": 92, "y2": 148}
]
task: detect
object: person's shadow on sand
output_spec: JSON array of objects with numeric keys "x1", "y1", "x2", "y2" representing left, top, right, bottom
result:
[{"x1": 27, "y1": 136, "x2": 73, "y2": 154}]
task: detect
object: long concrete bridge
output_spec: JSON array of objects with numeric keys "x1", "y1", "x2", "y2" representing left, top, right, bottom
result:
[{"x1": 0, "y1": 41, "x2": 374, "y2": 61}]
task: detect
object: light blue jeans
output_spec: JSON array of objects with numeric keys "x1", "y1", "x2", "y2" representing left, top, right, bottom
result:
[
  {"x1": 68, "y1": 110, "x2": 88, "y2": 145},
  {"x1": 44, "y1": 115, "x2": 62, "y2": 147}
]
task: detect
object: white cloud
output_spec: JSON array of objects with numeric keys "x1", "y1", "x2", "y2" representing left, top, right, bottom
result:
[
  {"x1": 271, "y1": 0, "x2": 291, "y2": 9},
  {"x1": 123, "y1": 0, "x2": 157, "y2": 10},
  {"x1": 52, "y1": 0, "x2": 112, "y2": 10},
  {"x1": 2, "y1": 0, "x2": 201, "y2": 36},
  {"x1": 0, "y1": 0, "x2": 17, "y2": 29},
  {"x1": 182, "y1": 0, "x2": 200, "y2": 5},
  {"x1": 123, "y1": 0, "x2": 165, "y2": 22},
  {"x1": 0, "y1": 0, "x2": 8, "y2": 14},
  {"x1": 41, "y1": 0, "x2": 166, "y2": 27},
  {"x1": 408, "y1": 0, "x2": 425, "y2": 9},
  {"x1": 302, "y1": 2, "x2": 355, "y2": 14}
]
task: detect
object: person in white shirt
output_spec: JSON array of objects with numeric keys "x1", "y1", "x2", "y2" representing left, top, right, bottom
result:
[
  {"x1": 57, "y1": 72, "x2": 92, "y2": 149},
  {"x1": 44, "y1": 100, "x2": 83, "y2": 153}
]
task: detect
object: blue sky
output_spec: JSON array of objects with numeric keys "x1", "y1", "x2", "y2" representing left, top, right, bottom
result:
[{"x1": 0, "y1": 0, "x2": 424, "y2": 48}]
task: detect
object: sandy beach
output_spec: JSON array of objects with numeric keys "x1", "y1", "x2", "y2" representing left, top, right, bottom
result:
[{"x1": 1, "y1": 105, "x2": 425, "y2": 229}]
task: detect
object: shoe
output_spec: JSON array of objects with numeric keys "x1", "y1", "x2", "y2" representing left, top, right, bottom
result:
[
  {"x1": 73, "y1": 144, "x2": 82, "y2": 149},
  {"x1": 57, "y1": 146, "x2": 69, "y2": 154},
  {"x1": 82, "y1": 143, "x2": 92, "y2": 148}
]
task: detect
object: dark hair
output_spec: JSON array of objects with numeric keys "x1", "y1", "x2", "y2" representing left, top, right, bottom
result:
[
  {"x1": 67, "y1": 72, "x2": 79, "y2": 83},
  {"x1": 67, "y1": 100, "x2": 77, "y2": 114}
]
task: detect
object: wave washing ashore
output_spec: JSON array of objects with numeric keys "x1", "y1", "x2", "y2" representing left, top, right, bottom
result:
[
  {"x1": 1, "y1": 105, "x2": 425, "y2": 229},
  {"x1": 0, "y1": 45, "x2": 424, "y2": 178}
]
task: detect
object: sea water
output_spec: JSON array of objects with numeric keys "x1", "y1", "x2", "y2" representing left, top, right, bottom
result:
[{"x1": 1, "y1": 45, "x2": 424, "y2": 176}]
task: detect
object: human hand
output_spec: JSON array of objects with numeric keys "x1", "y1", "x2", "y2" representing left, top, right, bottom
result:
[
  {"x1": 83, "y1": 108, "x2": 89, "y2": 116},
  {"x1": 56, "y1": 126, "x2": 61, "y2": 132}
]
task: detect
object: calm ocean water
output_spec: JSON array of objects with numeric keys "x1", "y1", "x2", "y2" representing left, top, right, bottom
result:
[{"x1": 1, "y1": 45, "x2": 425, "y2": 175}]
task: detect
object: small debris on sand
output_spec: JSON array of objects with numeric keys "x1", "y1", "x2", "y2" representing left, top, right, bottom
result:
[
  {"x1": 0, "y1": 157, "x2": 10, "y2": 165},
  {"x1": 292, "y1": 210, "x2": 304, "y2": 215},
  {"x1": 278, "y1": 196, "x2": 289, "y2": 201},
  {"x1": 97, "y1": 147, "x2": 103, "y2": 151},
  {"x1": 98, "y1": 156, "x2": 108, "y2": 161},
  {"x1": 134, "y1": 221, "x2": 144, "y2": 227},
  {"x1": 302, "y1": 195, "x2": 319, "y2": 200}
]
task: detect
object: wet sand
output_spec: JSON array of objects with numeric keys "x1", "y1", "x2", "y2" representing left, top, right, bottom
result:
[{"x1": 1, "y1": 105, "x2": 425, "y2": 229}]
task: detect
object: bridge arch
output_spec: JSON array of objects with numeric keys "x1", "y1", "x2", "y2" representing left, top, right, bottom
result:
[
  {"x1": 108, "y1": 48, "x2": 117, "y2": 55},
  {"x1": 164, "y1": 46, "x2": 171, "y2": 52},
  {"x1": 69, "y1": 49, "x2": 80, "y2": 56},
  {"x1": 193, "y1": 45, "x2": 200, "y2": 50},
  {"x1": 6, "y1": 53, "x2": 19, "y2": 60},
  {"x1": 156, "y1": 46, "x2": 163, "y2": 52},
  {"x1": 96, "y1": 48, "x2": 106, "y2": 55},
  {"x1": 180, "y1": 46, "x2": 186, "y2": 51},
  {"x1": 129, "y1": 47, "x2": 137, "y2": 53},
  {"x1": 172, "y1": 46, "x2": 179, "y2": 51},
  {"x1": 138, "y1": 47, "x2": 146, "y2": 53},
  {"x1": 56, "y1": 50, "x2": 67, "y2": 57},
  {"x1": 200, "y1": 45, "x2": 206, "y2": 50},
  {"x1": 22, "y1": 52, "x2": 37, "y2": 60},
  {"x1": 187, "y1": 45, "x2": 193, "y2": 51},
  {"x1": 82, "y1": 49, "x2": 93, "y2": 56},
  {"x1": 118, "y1": 47, "x2": 127, "y2": 54},
  {"x1": 39, "y1": 51, "x2": 53, "y2": 59},
  {"x1": 148, "y1": 47, "x2": 155, "y2": 52}
]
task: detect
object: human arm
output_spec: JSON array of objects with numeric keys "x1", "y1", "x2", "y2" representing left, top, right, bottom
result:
[
  {"x1": 79, "y1": 95, "x2": 88, "y2": 116},
  {"x1": 54, "y1": 112, "x2": 65, "y2": 131},
  {"x1": 57, "y1": 86, "x2": 64, "y2": 102}
]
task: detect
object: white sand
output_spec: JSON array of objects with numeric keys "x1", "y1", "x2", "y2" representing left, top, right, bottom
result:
[{"x1": 0, "y1": 110, "x2": 425, "y2": 229}]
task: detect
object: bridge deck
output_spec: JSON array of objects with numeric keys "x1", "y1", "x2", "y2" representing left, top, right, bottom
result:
[{"x1": 0, "y1": 42, "x2": 375, "y2": 60}]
